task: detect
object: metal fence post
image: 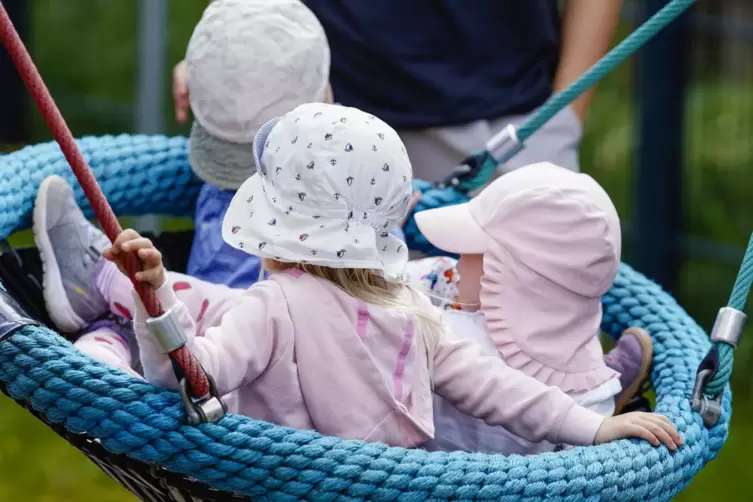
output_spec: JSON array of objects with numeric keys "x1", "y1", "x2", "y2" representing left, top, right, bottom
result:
[
  {"x1": 134, "y1": 0, "x2": 168, "y2": 234},
  {"x1": 0, "y1": 0, "x2": 28, "y2": 146},
  {"x1": 634, "y1": 0, "x2": 690, "y2": 292}
]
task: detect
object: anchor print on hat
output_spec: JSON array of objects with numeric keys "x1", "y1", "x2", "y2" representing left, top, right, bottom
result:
[{"x1": 221, "y1": 102, "x2": 414, "y2": 277}]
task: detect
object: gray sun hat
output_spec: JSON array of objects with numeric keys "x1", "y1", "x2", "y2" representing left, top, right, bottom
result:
[
  {"x1": 185, "y1": 0, "x2": 330, "y2": 189},
  {"x1": 186, "y1": 0, "x2": 330, "y2": 138}
]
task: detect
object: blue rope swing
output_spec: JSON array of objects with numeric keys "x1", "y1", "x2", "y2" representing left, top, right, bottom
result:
[
  {"x1": 0, "y1": 131, "x2": 741, "y2": 502},
  {"x1": 0, "y1": 0, "x2": 747, "y2": 498}
]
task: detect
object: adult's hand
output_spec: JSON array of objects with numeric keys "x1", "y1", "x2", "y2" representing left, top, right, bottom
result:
[{"x1": 173, "y1": 59, "x2": 190, "y2": 124}]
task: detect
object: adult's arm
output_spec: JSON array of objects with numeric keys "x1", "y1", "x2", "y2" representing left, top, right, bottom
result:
[{"x1": 553, "y1": 0, "x2": 624, "y2": 123}]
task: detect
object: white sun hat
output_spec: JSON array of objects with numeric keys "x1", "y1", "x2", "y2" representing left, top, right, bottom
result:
[
  {"x1": 222, "y1": 103, "x2": 415, "y2": 277},
  {"x1": 186, "y1": 0, "x2": 330, "y2": 188}
]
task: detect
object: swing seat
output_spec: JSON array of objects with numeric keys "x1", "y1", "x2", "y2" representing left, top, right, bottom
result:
[{"x1": 0, "y1": 134, "x2": 731, "y2": 501}]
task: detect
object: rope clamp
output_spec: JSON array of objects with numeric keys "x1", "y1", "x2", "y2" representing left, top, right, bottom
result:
[
  {"x1": 180, "y1": 373, "x2": 227, "y2": 425},
  {"x1": 485, "y1": 124, "x2": 524, "y2": 164},
  {"x1": 434, "y1": 124, "x2": 523, "y2": 191},
  {"x1": 146, "y1": 308, "x2": 188, "y2": 354},
  {"x1": 710, "y1": 306, "x2": 746, "y2": 348},
  {"x1": 691, "y1": 369, "x2": 722, "y2": 428}
]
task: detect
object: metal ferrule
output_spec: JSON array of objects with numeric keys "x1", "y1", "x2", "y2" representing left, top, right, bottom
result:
[
  {"x1": 709, "y1": 306, "x2": 747, "y2": 348},
  {"x1": 485, "y1": 124, "x2": 524, "y2": 163},
  {"x1": 145, "y1": 308, "x2": 187, "y2": 354}
]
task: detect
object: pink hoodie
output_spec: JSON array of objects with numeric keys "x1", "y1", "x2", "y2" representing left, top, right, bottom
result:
[{"x1": 133, "y1": 268, "x2": 604, "y2": 448}]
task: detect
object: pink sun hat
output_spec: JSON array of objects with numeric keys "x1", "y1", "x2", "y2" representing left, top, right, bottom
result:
[{"x1": 415, "y1": 162, "x2": 622, "y2": 392}]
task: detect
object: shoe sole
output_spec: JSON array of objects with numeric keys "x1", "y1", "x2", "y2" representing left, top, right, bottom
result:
[
  {"x1": 614, "y1": 327, "x2": 653, "y2": 414},
  {"x1": 32, "y1": 175, "x2": 86, "y2": 333}
]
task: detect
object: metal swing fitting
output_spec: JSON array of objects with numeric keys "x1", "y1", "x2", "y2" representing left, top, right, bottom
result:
[
  {"x1": 180, "y1": 374, "x2": 227, "y2": 425},
  {"x1": 709, "y1": 306, "x2": 747, "y2": 348},
  {"x1": 484, "y1": 124, "x2": 525, "y2": 164},
  {"x1": 146, "y1": 309, "x2": 227, "y2": 425},
  {"x1": 145, "y1": 308, "x2": 187, "y2": 354},
  {"x1": 435, "y1": 124, "x2": 524, "y2": 191},
  {"x1": 691, "y1": 369, "x2": 722, "y2": 428},
  {"x1": 690, "y1": 307, "x2": 746, "y2": 428}
]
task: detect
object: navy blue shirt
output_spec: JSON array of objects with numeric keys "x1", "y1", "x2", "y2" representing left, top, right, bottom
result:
[{"x1": 304, "y1": 1, "x2": 561, "y2": 130}]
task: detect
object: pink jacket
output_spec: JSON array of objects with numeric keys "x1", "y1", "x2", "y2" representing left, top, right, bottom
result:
[{"x1": 133, "y1": 269, "x2": 603, "y2": 448}]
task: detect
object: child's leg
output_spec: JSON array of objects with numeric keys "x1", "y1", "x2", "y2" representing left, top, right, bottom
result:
[
  {"x1": 34, "y1": 175, "x2": 241, "y2": 336},
  {"x1": 96, "y1": 260, "x2": 242, "y2": 332},
  {"x1": 603, "y1": 327, "x2": 653, "y2": 414},
  {"x1": 74, "y1": 317, "x2": 143, "y2": 379}
]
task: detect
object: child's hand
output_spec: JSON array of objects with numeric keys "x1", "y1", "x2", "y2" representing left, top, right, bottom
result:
[
  {"x1": 595, "y1": 412, "x2": 682, "y2": 451},
  {"x1": 104, "y1": 229, "x2": 166, "y2": 289},
  {"x1": 173, "y1": 59, "x2": 190, "y2": 124}
]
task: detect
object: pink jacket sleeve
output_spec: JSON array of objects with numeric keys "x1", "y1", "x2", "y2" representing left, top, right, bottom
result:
[
  {"x1": 431, "y1": 324, "x2": 605, "y2": 446},
  {"x1": 132, "y1": 280, "x2": 294, "y2": 396}
]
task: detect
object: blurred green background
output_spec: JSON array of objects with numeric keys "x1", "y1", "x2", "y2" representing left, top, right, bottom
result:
[{"x1": 1, "y1": 0, "x2": 753, "y2": 500}]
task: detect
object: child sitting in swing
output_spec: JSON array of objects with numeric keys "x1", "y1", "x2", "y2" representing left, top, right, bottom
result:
[
  {"x1": 35, "y1": 0, "x2": 333, "y2": 376},
  {"x1": 32, "y1": 102, "x2": 680, "y2": 451},
  {"x1": 407, "y1": 162, "x2": 653, "y2": 453}
]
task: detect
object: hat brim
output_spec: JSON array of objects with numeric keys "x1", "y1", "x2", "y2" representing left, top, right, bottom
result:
[
  {"x1": 222, "y1": 174, "x2": 409, "y2": 277},
  {"x1": 414, "y1": 203, "x2": 488, "y2": 255},
  {"x1": 189, "y1": 122, "x2": 255, "y2": 190}
]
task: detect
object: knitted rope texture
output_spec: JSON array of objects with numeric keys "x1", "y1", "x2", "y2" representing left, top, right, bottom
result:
[
  {"x1": 0, "y1": 135, "x2": 732, "y2": 500},
  {"x1": 0, "y1": 135, "x2": 201, "y2": 240}
]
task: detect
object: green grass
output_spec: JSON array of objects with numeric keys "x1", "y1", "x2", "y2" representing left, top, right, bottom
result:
[
  {"x1": 3, "y1": 6, "x2": 753, "y2": 501},
  {"x1": 0, "y1": 399, "x2": 133, "y2": 502}
]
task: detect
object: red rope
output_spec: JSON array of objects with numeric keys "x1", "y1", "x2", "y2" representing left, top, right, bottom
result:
[{"x1": 0, "y1": 4, "x2": 209, "y2": 398}]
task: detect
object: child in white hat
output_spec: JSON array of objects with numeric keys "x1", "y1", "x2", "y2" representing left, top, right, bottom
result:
[
  {"x1": 407, "y1": 162, "x2": 654, "y2": 453},
  {"x1": 33, "y1": 0, "x2": 332, "y2": 376},
  {"x1": 33, "y1": 103, "x2": 680, "y2": 451}
]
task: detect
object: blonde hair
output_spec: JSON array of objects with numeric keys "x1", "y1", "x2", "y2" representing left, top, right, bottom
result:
[{"x1": 263, "y1": 259, "x2": 440, "y2": 369}]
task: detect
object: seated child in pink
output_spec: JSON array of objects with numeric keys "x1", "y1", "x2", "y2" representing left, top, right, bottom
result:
[
  {"x1": 405, "y1": 162, "x2": 653, "y2": 453},
  {"x1": 32, "y1": 0, "x2": 332, "y2": 378},
  {"x1": 32, "y1": 103, "x2": 679, "y2": 450}
]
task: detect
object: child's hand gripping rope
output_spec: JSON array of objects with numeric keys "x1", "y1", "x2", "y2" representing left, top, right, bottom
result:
[{"x1": 104, "y1": 229, "x2": 166, "y2": 290}]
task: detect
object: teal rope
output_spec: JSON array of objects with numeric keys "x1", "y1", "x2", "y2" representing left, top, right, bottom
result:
[
  {"x1": 727, "y1": 233, "x2": 753, "y2": 311},
  {"x1": 704, "y1": 233, "x2": 753, "y2": 396},
  {"x1": 516, "y1": 0, "x2": 696, "y2": 143},
  {"x1": 455, "y1": 0, "x2": 697, "y2": 194},
  {"x1": 705, "y1": 344, "x2": 734, "y2": 396}
]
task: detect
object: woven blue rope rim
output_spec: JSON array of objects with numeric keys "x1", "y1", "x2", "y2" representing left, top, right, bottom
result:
[
  {"x1": 0, "y1": 136, "x2": 730, "y2": 500},
  {"x1": 0, "y1": 135, "x2": 202, "y2": 240}
]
